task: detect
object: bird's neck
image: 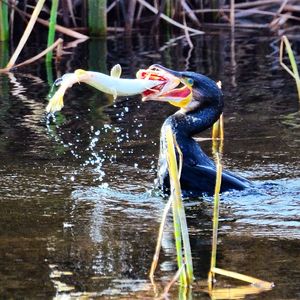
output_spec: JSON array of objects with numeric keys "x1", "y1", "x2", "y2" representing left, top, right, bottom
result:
[
  {"x1": 164, "y1": 105, "x2": 222, "y2": 140},
  {"x1": 158, "y1": 105, "x2": 221, "y2": 182}
]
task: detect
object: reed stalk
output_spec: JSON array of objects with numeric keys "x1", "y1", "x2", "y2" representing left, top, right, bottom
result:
[
  {"x1": 150, "y1": 197, "x2": 172, "y2": 279},
  {"x1": 208, "y1": 152, "x2": 222, "y2": 287},
  {"x1": 10, "y1": 38, "x2": 63, "y2": 69},
  {"x1": 137, "y1": 0, "x2": 204, "y2": 34},
  {"x1": 2, "y1": 0, "x2": 45, "y2": 71},
  {"x1": 13, "y1": 7, "x2": 89, "y2": 39},
  {"x1": 212, "y1": 114, "x2": 224, "y2": 140},
  {"x1": 88, "y1": 0, "x2": 107, "y2": 36},
  {"x1": 125, "y1": 0, "x2": 137, "y2": 32},
  {"x1": 210, "y1": 108, "x2": 224, "y2": 286},
  {"x1": 161, "y1": 263, "x2": 186, "y2": 298},
  {"x1": 0, "y1": 40, "x2": 8, "y2": 68},
  {"x1": 230, "y1": 0, "x2": 235, "y2": 34},
  {"x1": 0, "y1": 0, "x2": 9, "y2": 41},
  {"x1": 46, "y1": 0, "x2": 59, "y2": 63},
  {"x1": 166, "y1": 126, "x2": 194, "y2": 286},
  {"x1": 165, "y1": 0, "x2": 172, "y2": 18},
  {"x1": 172, "y1": 194, "x2": 187, "y2": 286},
  {"x1": 280, "y1": 35, "x2": 300, "y2": 101},
  {"x1": 211, "y1": 267, "x2": 274, "y2": 289},
  {"x1": 208, "y1": 123, "x2": 273, "y2": 290}
]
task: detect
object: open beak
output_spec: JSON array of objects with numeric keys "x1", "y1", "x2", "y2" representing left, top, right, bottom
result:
[{"x1": 136, "y1": 64, "x2": 193, "y2": 108}]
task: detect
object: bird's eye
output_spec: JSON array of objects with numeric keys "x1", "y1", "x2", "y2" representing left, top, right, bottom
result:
[{"x1": 187, "y1": 78, "x2": 194, "y2": 86}]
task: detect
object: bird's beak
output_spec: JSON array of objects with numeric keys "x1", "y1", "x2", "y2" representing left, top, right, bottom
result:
[{"x1": 137, "y1": 64, "x2": 193, "y2": 108}]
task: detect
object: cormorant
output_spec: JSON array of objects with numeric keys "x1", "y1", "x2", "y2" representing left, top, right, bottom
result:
[{"x1": 140, "y1": 65, "x2": 251, "y2": 197}]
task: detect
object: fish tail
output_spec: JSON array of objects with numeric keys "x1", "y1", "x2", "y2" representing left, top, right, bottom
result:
[{"x1": 46, "y1": 90, "x2": 64, "y2": 113}]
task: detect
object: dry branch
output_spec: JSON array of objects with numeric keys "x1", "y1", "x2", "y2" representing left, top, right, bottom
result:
[{"x1": 137, "y1": 0, "x2": 204, "y2": 34}]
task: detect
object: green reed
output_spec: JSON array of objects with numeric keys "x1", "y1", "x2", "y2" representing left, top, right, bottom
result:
[
  {"x1": 88, "y1": 0, "x2": 107, "y2": 36},
  {"x1": 0, "y1": 40, "x2": 8, "y2": 68},
  {"x1": 208, "y1": 152, "x2": 222, "y2": 286},
  {"x1": 280, "y1": 35, "x2": 300, "y2": 101},
  {"x1": 46, "y1": 0, "x2": 59, "y2": 63},
  {"x1": 0, "y1": 0, "x2": 9, "y2": 41},
  {"x1": 166, "y1": 126, "x2": 194, "y2": 286}
]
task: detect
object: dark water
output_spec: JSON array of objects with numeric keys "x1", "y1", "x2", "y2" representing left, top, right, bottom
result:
[{"x1": 0, "y1": 31, "x2": 299, "y2": 299}]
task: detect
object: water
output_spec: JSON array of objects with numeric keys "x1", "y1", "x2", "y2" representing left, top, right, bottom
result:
[{"x1": 0, "y1": 31, "x2": 299, "y2": 299}]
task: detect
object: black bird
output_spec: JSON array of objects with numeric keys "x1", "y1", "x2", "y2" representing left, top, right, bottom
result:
[{"x1": 141, "y1": 65, "x2": 250, "y2": 197}]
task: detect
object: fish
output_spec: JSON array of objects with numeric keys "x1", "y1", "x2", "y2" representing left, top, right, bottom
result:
[{"x1": 46, "y1": 64, "x2": 164, "y2": 113}]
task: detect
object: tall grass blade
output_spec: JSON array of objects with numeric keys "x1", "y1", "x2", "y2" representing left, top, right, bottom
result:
[
  {"x1": 212, "y1": 113, "x2": 224, "y2": 140},
  {"x1": 12, "y1": 38, "x2": 63, "y2": 69},
  {"x1": 14, "y1": 7, "x2": 89, "y2": 39},
  {"x1": 150, "y1": 197, "x2": 172, "y2": 280},
  {"x1": 2, "y1": 0, "x2": 46, "y2": 71},
  {"x1": 160, "y1": 263, "x2": 186, "y2": 298},
  {"x1": 0, "y1": 0, "x2": 9, "y2": 41},
  {"x1": 171, "y1": 194, "x2": 187, "y2": 286},
  {"x1": 88, "y1": 0, "x2": 107, "y2": 36},
  {"x1": 166, "y1": 126, "x2": 194, "y2": 286},
  {"x1": 208, "y1": 142, "x2": 273, "y2": 290},
  {"x1": 208, "y1": 152, "x2": 222, "y2": 286},
  {"x1": 280, "y1": 35, "x2": 300, "y2": 101},
  {"x1": 212, "y1": 114, "x2": 224, "y2": 155},
  {"x1": 165, "y1": 0, "x2": 172, "y2": 18},
  {"x1": 0, "y1": 40, "x2": 8, "y2": 68},
  {"x1": 46, "y1": 0, "x2": 59, "y2": 63},
  {"x1": 212, "y1": 118, "x2": 220, "y2": 140},
  {"x1": 211, "y1": 267, "x2": 274, "y2": 289}
]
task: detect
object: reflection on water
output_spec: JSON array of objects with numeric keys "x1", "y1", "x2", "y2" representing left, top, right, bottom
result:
[{"x1": 0, "y1": 32, "x2": 299, "y2": 299}]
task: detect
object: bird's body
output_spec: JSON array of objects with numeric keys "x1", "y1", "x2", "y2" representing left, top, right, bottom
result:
[
  {"x1": 140, "y1": 66, "x2": 251, "y2": 197},
  {"x1": 157, "y1": 110, "x2": 250, "y2": 197}
]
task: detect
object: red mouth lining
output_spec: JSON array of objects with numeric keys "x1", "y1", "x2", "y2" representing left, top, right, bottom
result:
[
  {"x1": 162, "y1": 86, "x2": 191, "y2": 98},
  {"x1": 142, "y1": 83, "x2": 166, "y2": 97},
  {"x1": 138, "y1": 70, "x2": 168, "y2": 97}
]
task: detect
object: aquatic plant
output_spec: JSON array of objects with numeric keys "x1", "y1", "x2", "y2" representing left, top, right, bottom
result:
[
  {"x1": 149, "y1": 127, "x2": 194, "y2": 288},
  {"x1": 0, "y1": 0, "x2": 9, "y2": 41},
  {"x1": 1, "y1": 0, "x2": 300, "y2": 45},
  {"x1": 208, "y1": 152, "x2": 222, "y2": 286},
  {"x1": 165, "y1": 126, "x2": 193, "y2": 286},
  {"x1": 280, "y1": 35, "x2": 300, "y2": 101},
  {"x1": 212, "y1": 114, "x2": 224, "y2": 140},
  {"x1": 88, "y1": 0, "x2": 107, "y2": 36},
  {"x1": 208, "y1": 121, "x2": 274, "y2": 291},
  {"x1": 1, "y1": 0, "x2": 46, "y2": 71},
  {"x1": 46, "y1": 0, "x2": 59, "y2": 63}
]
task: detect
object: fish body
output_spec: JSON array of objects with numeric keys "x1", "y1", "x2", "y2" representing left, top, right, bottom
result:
[
  {"x1": 46, "y1": 65, "x2": 162, "y2": 113},
  {"x1": 80, "y1": 71, "x2": 162, "y2": 98}
]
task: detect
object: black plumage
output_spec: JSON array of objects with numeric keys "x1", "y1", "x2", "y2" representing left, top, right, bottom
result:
[{"x1": 153, "y1": 68, "x2": 250, "y2": 197}]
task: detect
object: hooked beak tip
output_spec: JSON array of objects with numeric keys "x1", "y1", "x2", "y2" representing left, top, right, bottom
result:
[{"x1": 150, "y1": 64, "x2": 182, "y2": 78}]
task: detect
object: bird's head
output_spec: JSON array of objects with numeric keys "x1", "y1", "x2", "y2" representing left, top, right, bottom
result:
[{"x1": 137, "y1": 64, "x2": 223, "y2": 112}]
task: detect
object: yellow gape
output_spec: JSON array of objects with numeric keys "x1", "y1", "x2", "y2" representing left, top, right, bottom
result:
[{"x1": 168, "y1": 78, "x2": 193, "y2": 108}]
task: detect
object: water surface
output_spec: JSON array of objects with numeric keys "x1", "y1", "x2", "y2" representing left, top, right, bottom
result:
[{"x1": 0, "y1": 31, "x2": 299, "y2": 299}]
